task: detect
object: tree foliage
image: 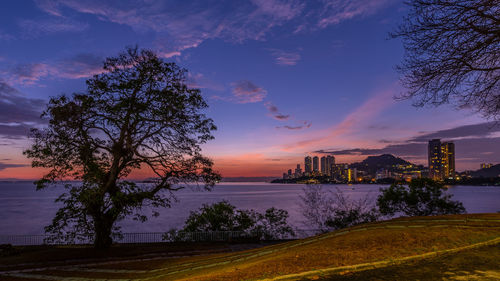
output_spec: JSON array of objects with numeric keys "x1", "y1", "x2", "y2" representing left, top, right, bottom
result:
[
  {"x1": 24, "y1": 47, "x2": 220, "y2": 248},
  {"x1": 377, "y1": 178, "x2": 465, "y2": 217},
  {"x1": 166, "y1": 201, "x2": 294, "y2": 241},
  {"x1": 299, "y1": 186, "x2": 379, "y2": 232},
  {"x1": 393, "y1": 0, "x2": 499, "y2": 120}
]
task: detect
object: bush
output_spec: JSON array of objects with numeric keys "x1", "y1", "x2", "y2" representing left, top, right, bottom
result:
[
  {"x1": 163, "y1": 201, "x2": 294, "y2": 241},
  {"x1": 377, "y1": 178, "x2": 465, "y2": 217}
]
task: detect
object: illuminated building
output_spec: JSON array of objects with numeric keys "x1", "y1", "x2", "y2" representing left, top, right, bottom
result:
[
  {"x1": 312, "y1": 156, "x2": 319, "y2": 173},
  {"x1": 428, "y1": 139, "x2": 442, "y2": 180},
  {"x1": 481, "y1": 163, "x2": 493, "y2": 169},
  {"x1": 294, "y1": 164, "x2": 302, "y2": 178},
  {"x1": 326, "y1": 155, "x2": 335, "y2": 177},
  {"x1": 332, "y1": 163, "x2": 349, "y2": 181},
  {"x1": 347, "y1": 168, "x2": 357, "y2": 182},
  {"x1": 428, "y1": 139, "x2": 455, "y2": 180},
  {"x1": 304, "y1": 156, "x2": 312, "y2": 175},
  {"x1": 320, "y1": 156, "x2": 326, "y2": 174},
  {"x1": 441, "y1": 142, "x2": 455, "y2": 179}
]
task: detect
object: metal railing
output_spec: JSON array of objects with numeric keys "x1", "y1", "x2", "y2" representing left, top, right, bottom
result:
[{"x1": 0, "y1": 229, "x2": 323, "y2": 246}]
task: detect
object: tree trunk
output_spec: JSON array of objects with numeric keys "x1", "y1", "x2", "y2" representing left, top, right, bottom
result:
[{"x1": 94, "y1": 218, "x2": 113, "y2": 249}]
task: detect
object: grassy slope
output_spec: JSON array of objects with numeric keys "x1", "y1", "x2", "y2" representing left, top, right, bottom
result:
[
  {"x1": 309, "y1": 243, "x2": 500, "y2": 281},
  {"x1": 2, "y1": 213, "x2": 500, "y2": 281}
]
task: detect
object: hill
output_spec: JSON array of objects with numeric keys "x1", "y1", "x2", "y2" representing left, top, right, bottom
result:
[
  {"x1": 2, "y1": 213, "x2": 499, "y2": 280},
  {"x1": 471, "y1": 164, "x2": 500, "y2": 178},
  {"x1": 349, "y1": 154, "x2": 421, "y2": 175}
]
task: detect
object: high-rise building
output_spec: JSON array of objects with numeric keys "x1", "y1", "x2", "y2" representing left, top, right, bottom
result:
[
  {"x1": 320, "y1": 156, "x2": 326, "y2": 174},
  {"x1": 304, "y1": 156, "x2": 312, "y2": 175},
  {"x1": 428, "y1": 139, "x2": 442, "y2": 180},
  {"x1": 312, "y1": 156, "x2": 319, "y2": 173},
  {"x1": 326, "y1": 155, "x2": 335, "y2": 177},
  {"x1": 428, "y1": 139, "x2": 455, "y2": 180},
  {"x1": 295, "y1": 164, "x2": 302, "y2": 178},
  {"x1": 441, "y1": 142, "x2": 455, "y2": 179},
  {"x1": 287, "y1": 169, "x2": 292, "y2": 176}
]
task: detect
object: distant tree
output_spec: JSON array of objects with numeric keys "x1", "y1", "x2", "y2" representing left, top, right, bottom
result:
[
  {"x1": 24, "y1": 47, "x2": 220, "y2": 248},
  {"x1": 166, "y1": 201, "x2": 294, "y2": 241},
  {"x1": 182, "y1": 201, "x2": 257, "y2": 232},
  {"x1": 377, "y1": 178, "x2": 465, "y2": 217},
  {"x1": 393, "y1": 0, "x2": 499, "y2": 120},
  {"x1": 299, "y1": 186, "x2": 379, "y2": 232}
]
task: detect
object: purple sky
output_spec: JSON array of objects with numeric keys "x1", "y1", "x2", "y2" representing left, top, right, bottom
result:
[{"x1": 0, "y1": 0, "x2": 498, "y2": 178}]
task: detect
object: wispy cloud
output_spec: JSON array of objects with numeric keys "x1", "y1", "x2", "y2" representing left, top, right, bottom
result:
[
  {"x1": 264, "y1": 102, "x2": 290, "y2": 120},
  {"x1": 1, "y1": 53, "x2": 104, "y2": 85},
  {"x1": 268, "y1": 49, "x2": 301, "y2": 66},
  {"x1": 18, "y1": 17, "x2": 88, "y2": 37},
  {"x1": 283, "y1": 84, "x2": 397, "y2": 150},
  {"x1": 314, "y1": 121, "x2": 500, "y2": 169},
  {"x1": 0, "y1": 82, "x2": 46, "y2": 138},
  {"x1": 317, "y1": 0, "x2": 392, "y2": 28},
  {"x1": 54, "y1": 53, "x2": 103, "y2": 79},
  {"x1": 33, "y1": 0, "x2": 392, "y2": 55},
  {"x1": 231, "y1": 80, "x2": 267, "y2": 103},
  {"x1": 278, "y1": 121, "x2": 312, "y2": 130},
  {"x1": 0, "y1": 162, "x2": 29, "y2": 171},
  {"x1": 1, "y1": 63, "x2": 51, "y2": 85},
  {"x1": 409, "y1": 122, "x2": 500, "y2": 143},
  {"x1": 186, "y1": 72, "x2": 225, "y2": 91}
]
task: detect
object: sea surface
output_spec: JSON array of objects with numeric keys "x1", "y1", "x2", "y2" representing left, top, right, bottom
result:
[{"x1": 1, "y1": 182, "x2": 499, "y2": 235}]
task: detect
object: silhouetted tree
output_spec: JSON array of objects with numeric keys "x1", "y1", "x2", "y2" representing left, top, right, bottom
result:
[
  {"x1": 165, "y1": 201, "x2": 294, "y2": 241},
  {"x1": 377, "y1": 178, "x2": 465, "y2": 217},
  {"x1": 24, "y1": 47, "x2": 220, "y2": 248},
  {"x1": 393, "y1": 0, "x2": 499, "y2": 120}
]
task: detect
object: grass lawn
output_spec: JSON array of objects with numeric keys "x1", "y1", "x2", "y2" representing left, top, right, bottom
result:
[{"x1": 1, "y1": 213, "x2": 499, "y2": 281}]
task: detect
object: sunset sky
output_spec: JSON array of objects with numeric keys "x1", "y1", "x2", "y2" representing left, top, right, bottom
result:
[{"x1": 0, "y1": 0, "x2": 499, "y2": 179}]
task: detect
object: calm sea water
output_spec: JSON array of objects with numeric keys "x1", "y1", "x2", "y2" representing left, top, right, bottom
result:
[{"x1": 0, "y1": 182, "x2": 499, "y2": 235}]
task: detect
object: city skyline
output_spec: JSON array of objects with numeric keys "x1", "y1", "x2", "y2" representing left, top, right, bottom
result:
[{"x1": 0, "y1": 1, "x2": 499, "y2": 179}]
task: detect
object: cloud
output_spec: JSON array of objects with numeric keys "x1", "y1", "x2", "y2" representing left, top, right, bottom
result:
[
  {"x1": 0, "y1": 162, "x2": 29, "y2": 171},
  {"x1": 283, "y1": 84, "x2": 397, "y2": 150},
  {"x1": 409, "y1": 122, "x2": 500, "y2": 143},
  {"x1": 18, "y1": 17, "x2": 88, "y2": 37},
  {"x1": 33, "y1": 0, "x2": 391, "y2": 55},
  {"x1": 2, "y1": 63, "x2": 51, "y2": 85},
  {"x1": 2, "y1": 53, "x2": 104, "y2": 85},
  {"x1": 0, "y1": 82, "x2": 46, "y2": 138},
  {"x1": 268, "y1": 49, "x2": 301, "y2": 66},
  {"x1": 35, "y1": 0, "x2": 304, "y2": 54},
  {"x1": 0, "y1": 124, "x2": 35, "y2": 139},
  {"x1": 313, "y1": 122, "x2": 500, "y2": 170},
  {"x1": 0, "y1": 82, "x2": 45, "y2": 123},
  {"x1": 315, "y1": 142, "x2": 426, "y2": 157},
  {"x1": 54, "y1": 53, "x2": 104, "y2": 79},
  {"x1": 316, "y1": 0, "x2": 392, "y2": 28},
  {"x1": 274, "y1": 114, "x2": 291, "y2": 120},
  {"x1": 264, "y1": 101, "x2": 290, "y2": 120},
  {"x1": 278, "y1": 121, "x2": 312, "y2": 130},
  {"x1": 186, "y1": 72, "x2": 224, "y2": 91},
  {"x1": 231, "y1": 80, "x2": 267, "y2": 103}
]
